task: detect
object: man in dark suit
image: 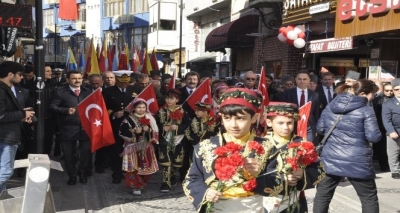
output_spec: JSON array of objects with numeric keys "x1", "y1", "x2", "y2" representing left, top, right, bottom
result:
[
  {"x1": 13, "y1": 85, "x2": 34, "y2": 177},
  {"x1": 49, "y1": 70, "x2": 93, "y2": 185},
  {"x1": 132, "y1": 73, "x2": 165, "y2": 107},
  {"x1": 102, "y1": 70, "x2": 136, "y2": 183},
  {"x1": 316, "y1": 71, "x2": 336, "y2": 113},
  {"x1": 177, "y1": 71, "x2": 199, "y2": 181},
  {"x1": 382, "y1": 78, "x2": 400, "y2": 179},
  {"x1": 20, "y1": 64, "x2": 36, "y2": 96},
  {"x1": 43, "y1": 64, "x2": 59, "y2": 156},
  {"x1": 177, "y1": 71, "x2": 199, "y2": 119},
  {"x1": 51, "y1": 68, "x2": 67, "y2": 87},
  {"x1": 276, "y1": 70, "x2": 320, "y2": 144}
]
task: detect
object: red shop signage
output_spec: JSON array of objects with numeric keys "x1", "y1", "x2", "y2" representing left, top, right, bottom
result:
[{"x1": 338, "y1": 0, "x2": 400, "y2": 21}]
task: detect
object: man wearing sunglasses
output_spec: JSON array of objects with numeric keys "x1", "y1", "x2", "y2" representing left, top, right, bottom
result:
[{"x1": 243, "y1": 71, "x2": 257, "y2": 90}]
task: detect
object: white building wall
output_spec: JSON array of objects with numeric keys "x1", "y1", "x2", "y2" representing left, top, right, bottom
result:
[{"x1": 86, "y1": 0, "x2": 102, "y2": 46}]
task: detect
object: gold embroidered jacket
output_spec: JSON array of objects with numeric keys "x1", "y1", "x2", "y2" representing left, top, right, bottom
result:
[{"x1": 184, "y1": 117, "x2": 219, "y2": 146}]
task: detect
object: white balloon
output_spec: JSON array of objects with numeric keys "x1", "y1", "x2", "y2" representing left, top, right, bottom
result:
[
  {"x1": 294, "y1": 38, "x2": 306, "y2": 48},
  {"x1": 294, "y1": 25, "x2": 306, "y2": 33},
  {"x1": 277, "y1": 33, "x2": 287, "y2": 43},
  {"x1": 287, "y1": 31, "x2": 298, "y2": 40}
]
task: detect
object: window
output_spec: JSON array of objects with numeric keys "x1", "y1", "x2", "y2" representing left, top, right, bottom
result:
[
  {"x1": 44, "y1": 9, "x2": 54, "y2": 27},
  {"x1": 130, "y1": 27, "x2": 148, "y2": 49},
  {"x1": 130, "y1": 0, "x2": 148, "y2": 14},
  {"x1": 45, "y1": 38, "x2": 55, "y2": 55},
  {"x1": 103, "y1": 0, "x2": 124, "y2": 17},
  {"x1": 159, "y1": 20, "x2": 175, "y2": 30},
  {"x1": 78, "y1": 4, "x2": 86, "y2": 22}
]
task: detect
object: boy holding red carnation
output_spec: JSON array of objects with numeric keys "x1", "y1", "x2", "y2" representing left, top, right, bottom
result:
[
  {"x1": 258, "y1": 102, "x2": 325, "y2": 213},
  {"x1": 183, "y1": 89, "x2": 325, "y2": 213}
]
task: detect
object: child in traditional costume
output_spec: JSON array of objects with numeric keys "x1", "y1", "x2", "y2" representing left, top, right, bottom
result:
[
  {"x1": 119, "y1": 98, "x2": 159, "y2": 196},
  {"x1": 184, "y1": 88, "x2": 324, "y2": 213},
  {"x1": 184, "y1": 88, "x2": 266, "y2": 213},
  {"x1": 257, "y1": 102, "x2": 325, "y2": 213},
  {"x1": 156, "y1": 89, "x2": 190, "y2": 193},
  {"x1": 184, "y1": 102, "x2": 220, "y2": 146}
]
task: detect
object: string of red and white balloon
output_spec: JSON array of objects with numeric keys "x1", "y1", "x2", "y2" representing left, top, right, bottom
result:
[{"x1": 277, "y1": 25, "x2": 306, "y2": 49}]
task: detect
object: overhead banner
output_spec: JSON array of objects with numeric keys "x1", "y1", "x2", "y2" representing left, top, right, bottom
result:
[{"x1": 305, "y1": 37, "x2": 353, "y2": 53}]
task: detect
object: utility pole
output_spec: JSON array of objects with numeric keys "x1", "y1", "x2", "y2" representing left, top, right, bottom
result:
[
  {"x1": 34, "y1": 0, "x2": 45, "y2": 154},
  {"x1": 178, "y1": 0, "x2": 183, "y2": 78}
]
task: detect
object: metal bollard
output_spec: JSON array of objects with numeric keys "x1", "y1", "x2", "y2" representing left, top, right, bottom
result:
[{"x1": 0, "y1": 154, "x2": 63, "y2": 213}]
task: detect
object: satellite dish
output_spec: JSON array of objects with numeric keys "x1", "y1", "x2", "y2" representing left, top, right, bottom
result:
[{"x1": 157, "y1": 60, "x2": 164, "y2": 69}]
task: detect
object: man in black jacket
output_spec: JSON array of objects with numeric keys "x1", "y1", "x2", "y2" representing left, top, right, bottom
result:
[
  {"x1": 102, "y1": 70, "x2": 136, "y2": 184},
  {"x1": 49, "y1": 70, "x2": 92, "y2": 185},
  {"x1": 0, "y1": 61, "x2": 35, "y2": 193}
]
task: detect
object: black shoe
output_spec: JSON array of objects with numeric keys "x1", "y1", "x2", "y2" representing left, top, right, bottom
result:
[
  {"x1": 53, "y1": 151, "x2": 61, "y2": 157},
  {"x1": 112, "y1": 178, "x2": 121, "y2": 184},
  {"x1": 67, "y1": 177, "x2": 77, "y2": 185},
  {"x1": 160, "y1": 182, "x2": 171, "y2": 193},
  {"x1": 95, "y1": 167, "x2": 105, "y2": 173},
  {"x1": 79, "y1": 175, "x2": 88, "y2": 184},
  {"x1": 17, "y1": 168, "x2": 26, "y2": 178},
  {"x1": 392, "y1": 173, "x2": 400, "y2": 179},
  {"x1": 170, "y1": 176, "x2": 177, "y2": 187}
]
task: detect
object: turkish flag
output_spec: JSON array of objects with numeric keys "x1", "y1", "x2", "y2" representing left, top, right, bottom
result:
[
  {"x1": 185, "y1": 78, "x2": 213, "y2": 116},
  {"x1": 258, "y1": 66, "x2": 270, "y2": 107},
  {"x1": 150, "y1": 48, "x2": 159, "y2": 70},
  {"x1": 168, "y1": 72, "x2": 175, "y2": 90},
  {"x1": 126, "y1": 83, "x2": 159, "y2": 114},
  {"x1": 59, "y1": 0, "x2": 78, "y2": 20},
  {"x1": 297, "y1": 101, "x2": 312, "y2": 138},
  {"x1": 77, "y1": 89, "x2": 115, "y2": 152}
]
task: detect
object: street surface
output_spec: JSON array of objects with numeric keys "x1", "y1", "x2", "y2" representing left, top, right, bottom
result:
[{"x1": 7, "y1": 159, "x2": 400, "y2": 213}]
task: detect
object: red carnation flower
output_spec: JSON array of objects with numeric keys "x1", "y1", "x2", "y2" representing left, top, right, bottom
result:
[
  {"x1": 224, "y1": 142, "x2": 243, "y2": 153},
  {"x1": 169, "y1": 109, "x2": 183, "y2": 121},
  {"x1": 242, "y1": 178, "x2": 257, "y2": 191},
  {"x1": 139, "y1": 117, "x2": 151, "y2": 126},
  {"x1": 248, "y1": 141, "x2": 265, "y2": 155}
]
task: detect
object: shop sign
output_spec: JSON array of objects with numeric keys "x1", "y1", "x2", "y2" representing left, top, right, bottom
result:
[
  {"x1": 283, "y1": 0, "x2": 326, "y2": 16},
  {"x1": 305, "y1": 37, "x2": 353, "y2": 53},
  {"x1": 309, "y1": 2, "x2": 330, "y2": 15},
  {"x1": 338, "y1": 0, "x2": 400, "y2": 21}
]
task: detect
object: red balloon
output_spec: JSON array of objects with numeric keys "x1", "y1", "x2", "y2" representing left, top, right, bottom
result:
[
  {"x1": 282, "y1": 28, "x2": 290, "y2": 37},
  {"x1": 286, "y1": 39, "x2": 294, "y2": 45},
  {"x1": 298, "y1": 32, "x2": 306, "y2": 39},
  {"x1": 279, "y1": 27, "x2": 286, "y2": 34},
  {"x1": 286, "y1": 26, "x2": 294, "y2": 31}
]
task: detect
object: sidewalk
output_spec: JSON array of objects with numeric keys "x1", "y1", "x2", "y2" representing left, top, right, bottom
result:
[{"x1": 8, "y1": 158, "x2": 400, "y2": 213}]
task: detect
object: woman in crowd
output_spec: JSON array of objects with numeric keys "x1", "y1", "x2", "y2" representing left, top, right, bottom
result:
[
  {"x1": 119, "y1": 98, "x2": 159, "y2": 196},
  {"x1": 314, "y1": 79, "x2": 381, "y2": 213}
]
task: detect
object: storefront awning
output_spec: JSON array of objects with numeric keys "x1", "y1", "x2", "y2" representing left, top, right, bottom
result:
[
  {"x1": 186, "y1": 56, "x2": 215, "y2": 69},
  {"x1": 205, "y1": 15, "x2": 259, "y2": 53}
]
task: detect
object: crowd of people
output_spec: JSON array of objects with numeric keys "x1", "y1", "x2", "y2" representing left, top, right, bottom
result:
[{"x1": 0, "y1": 60, "x2": 399, "y2": 213}]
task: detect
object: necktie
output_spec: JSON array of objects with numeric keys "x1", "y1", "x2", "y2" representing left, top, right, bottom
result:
[
  {"x1": 300, "y1": 90, "x2": 305, "y2": 107},
  {"x1": 327, "y1": 87, "x2": 333, "y2": 103},
  {"x1": 74, "y1": 89, "x2": 80, "y2": 96},
  {"x1": 189, "y1": 90, "x2": 193, "y2": 95},
  {"x1": 121, "y1": 89, "x2": 125, "y2": 94}
]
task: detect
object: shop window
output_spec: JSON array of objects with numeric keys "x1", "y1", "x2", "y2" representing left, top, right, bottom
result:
[
  {"x1": 265, "y1": 60, "x2": 282, "y2": 79},
  {"x1": 130, "y1": 27, "x2": 148, "y2": 49}
]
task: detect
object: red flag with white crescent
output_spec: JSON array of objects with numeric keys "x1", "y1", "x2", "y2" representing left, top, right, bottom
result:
[
  {"x1": 126, "y1": 83, "x2": 159, "y2": 115},
  {"x1": 258, "y1": 66, "x2": 270, "y2": 107},
  {"x1": 185, "y1": 78, "x2": 213, "y2": 116},
  {"x1": 77, "y1": 89, "x2": 115, "y2": 153},
  {"x1": 297, "y1": 101, "x2": 312, "y2": 138}
]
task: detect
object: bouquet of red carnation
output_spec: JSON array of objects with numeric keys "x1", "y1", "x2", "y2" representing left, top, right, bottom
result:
[
  {"x1": 168, "y1": 109, "x2": 183, "y2": 124},
  {"x1": 139, "y1": 117, "x2": 151, "y2": 126},
  {"x1": 285, "y1": 141, "x2": 318, "y2": 172},
  {"x1": 203, "y1": 141, "x2": 265, "y2": 213}
]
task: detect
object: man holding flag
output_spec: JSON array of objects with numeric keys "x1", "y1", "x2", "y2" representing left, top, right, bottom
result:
[{"x1": 49, "y1": 70, "x2": 93, "y2": 185}]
